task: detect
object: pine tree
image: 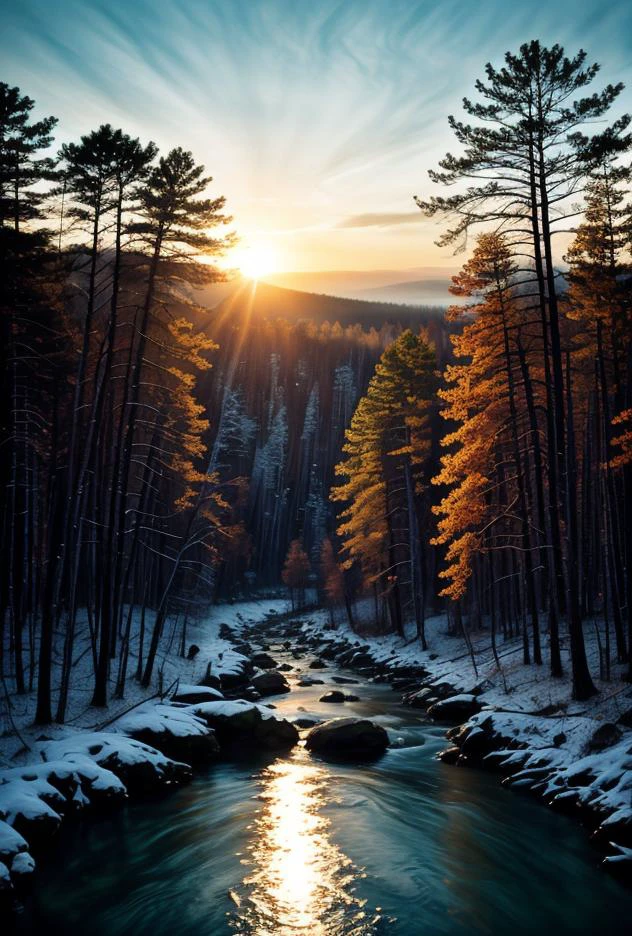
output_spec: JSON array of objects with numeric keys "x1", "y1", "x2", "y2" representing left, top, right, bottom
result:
[
  {"x1": 415, "y1": 41, "x2": 628, "y2": 699},
  {"x1": 332, "y1": 331, "x2": 436, "y2": 640},
  {"x1": 282, "y1": 539, "x2": 311, "y2": 610}
]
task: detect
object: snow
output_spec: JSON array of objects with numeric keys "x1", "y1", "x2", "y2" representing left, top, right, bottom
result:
[
  {"x1": 0, "y1": 599, "x2": 287, "y2": 766},
  {"x1": 11, "y1": 851, "x2": 35, "y2": 877},
  {"x1": 0, "y1": 821, "x2": 28, "y2": 861},
  {"x1": 115, "y1": 704, "x2": 210, "y2": 740},
  {"x1": 187, "y1": 699, "x2": 277, "y2": 721},
  {"x1": 41, "y1": 731, "x2": 182, "y2": 771},
  {"x1": 171, "y1": 684, "x2": 224, "y2": 702},
  {"x1": 0, "y1": 781, "x2": 62, "y2": 827}
]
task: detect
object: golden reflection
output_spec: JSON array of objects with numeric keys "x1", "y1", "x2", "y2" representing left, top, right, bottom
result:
[{"x1": 230, "y1": 748, "x2": 383, "y2": 935}]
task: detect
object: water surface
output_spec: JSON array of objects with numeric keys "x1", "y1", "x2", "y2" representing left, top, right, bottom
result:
[{"x1": 16, "y1": 646, "x2": 631, "y2": 935}]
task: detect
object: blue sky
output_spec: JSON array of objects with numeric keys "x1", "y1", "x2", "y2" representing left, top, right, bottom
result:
[{"x1": 1, "y1": 0, "x2": 631, "y2": 272}]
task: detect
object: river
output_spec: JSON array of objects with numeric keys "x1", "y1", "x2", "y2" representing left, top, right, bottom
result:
[{"x1": 16, "y1": 638, "x2": 631, "y2": 935}]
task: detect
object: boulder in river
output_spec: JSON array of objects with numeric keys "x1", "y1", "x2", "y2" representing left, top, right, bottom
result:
[
  {"x1": 297, "y1": 677, "x2": 324, "y2": 687},
  {"x1": 251, "y1": 671, "x2": 290, "y2": 696},
  {"x1": 305, "y1": 717, "x2": 389, "y2": 759},
  {"x1": 188, "y1": 700, "x2": 298, "y2": 752},
  {"x1": 309, "y1": 659, "x2": 327, "y2": 669},
  {"x1": 319, "y1": 690, "x2": 346, "y2": 703},
  {"x1": 331, "y1": 675, "x2": 359, "y2": 685},
  {"x1": 251, "y1": 651, "x2": 279, "y2": 669}
]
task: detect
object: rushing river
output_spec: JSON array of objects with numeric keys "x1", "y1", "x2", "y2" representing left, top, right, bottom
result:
[{"x1": 16, "y1": 642, "x2": 632, "y2": 936}]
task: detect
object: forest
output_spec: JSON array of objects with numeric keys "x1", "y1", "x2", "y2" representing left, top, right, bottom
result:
[
  {"x1": 1, "y1": 30, "x2": 632, "y2": 929},
  {"x1": 2, "y1": 41, "x2": 630, "y2": 721}
]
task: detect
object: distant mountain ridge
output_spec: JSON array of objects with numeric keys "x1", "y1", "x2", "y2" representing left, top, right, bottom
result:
[
  {"x1": 262, "y1": 266, "x2": 455, "y2": 305},
  {"x1": 201, "y1": 279, "x2": 447, "y2": 328}
]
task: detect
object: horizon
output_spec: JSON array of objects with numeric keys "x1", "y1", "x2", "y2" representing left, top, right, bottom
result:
[{"x1": 2, "y1": 0, "x2": 631, "y2": 283}]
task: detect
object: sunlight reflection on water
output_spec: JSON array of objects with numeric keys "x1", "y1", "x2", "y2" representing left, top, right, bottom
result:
[{"x1": 229, "y1": 747, "x2": 389, "y2": 936}]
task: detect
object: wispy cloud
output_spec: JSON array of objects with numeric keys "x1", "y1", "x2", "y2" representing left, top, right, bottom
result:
[
  {"x1": 337, "y1": 212, "x2": 424, "y2": 229},
  {"x1": 1, "y1": 0, "x2": 630, "y2": 271}
]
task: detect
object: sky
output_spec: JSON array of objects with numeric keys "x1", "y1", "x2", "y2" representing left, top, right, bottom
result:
[{"x1": 1, "y1": 0, "x2": 631, "y2": 275}]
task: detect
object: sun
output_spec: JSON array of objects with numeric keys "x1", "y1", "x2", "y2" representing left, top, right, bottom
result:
[{"x1": 233, "y1": 243, "x2": 278, "y2": 280}]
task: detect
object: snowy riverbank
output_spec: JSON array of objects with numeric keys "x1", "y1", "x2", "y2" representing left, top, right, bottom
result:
[
  {"x1": 294, "y1": 606, "x2": 632, "y2": 884},
  {"x1": 2, "y1": 598, "x2": 630, "y2": 906},
  {"x1": 0, "y1": 600, "x2": 296, "y2": 904}
]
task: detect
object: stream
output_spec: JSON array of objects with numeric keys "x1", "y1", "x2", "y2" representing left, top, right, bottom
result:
[{"x1": 15, "y1": 637, "x2": 632, "y2": 935}]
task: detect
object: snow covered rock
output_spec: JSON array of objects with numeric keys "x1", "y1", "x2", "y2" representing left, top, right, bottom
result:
[
  {"x1": 0, "y1": 820, "x2": 29, "y2": 865},
  {"x1": 211, "y1": 650, "x2": 254, "y2": 690},
  {"x1": 427, "y1": 694, "x2": 481, "y2": 722},
  {"x1": 319, "y1": 690, "x2": 346, "y2": 703},
  {"x1": 115, "y1": 704, "x2": 220, "y2": 765},
  {"x1": 305, "y1": 717, "x2": 389, "y2": 760},
  {"x1": 42, "y1": 732, "x2": 193, "y2": 795},
  {"x1": 187, "y1": 700, "x2": 298, "y2": 752},
  {"x1": 171, "y1": 684, "x2": 224, "y2": 704},
  {"x1": 0, "y1": 776, "x2": 63, "y2": 846},
  {"x1": 250, "y1": 671, "x2": 290, "y2": 696},
  {"x1": 10, "y1": 850, "x2": 36, "y2": 891},
  {"x1": 0, "y1": 860, "x2": 12, "y2": 899}
]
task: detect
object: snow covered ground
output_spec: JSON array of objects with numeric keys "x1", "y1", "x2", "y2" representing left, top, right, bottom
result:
[{"x1": 0, "y1": 599, "x2": 289, "y2": 767}]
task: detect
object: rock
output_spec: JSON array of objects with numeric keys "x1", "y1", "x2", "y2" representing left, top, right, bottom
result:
[
  {"x1": 458, "y1": 726, "x2": 492, "y2": 759},
  {"x1": 305, "y1": 717, "x2": 389, "y2": 759},
  {"x1": 349, "y1": 651, "x2": 374, "y2": 667},
  {"x1": 189, "y1": 700, "x2": 298, "y2": 752},
  {"x1": 277, "y1": 663, "x2": 293, "y2": 672},
  {"x1": 251, "y1": 671, "x2": 290, "y2": 696},
  {"x1": 200, "y1": 668, "x2": 222, "y2": 691},
  {"x1": 0, "y1": 821, "x2": 29, "y2": 866},
  {"x1": 171, "y1": 684, "x2": 224, "y2": 704},
  {"x1": 586, "y1": 723, "x2": 623, "y2": 753},
  {"x1": 10, "y1": 850, "x2": 35, "y2": 889},
  {"x1": 438, "y1": 746, "x2": 461, "y2": 765},
  {"x1": 293, "y1": 717, "x2": 320, "y2": 729},
  {"x1": 251, "y1": 651, "x2": 279, "y2": 669},
  {"x1": 309, "y1": 659, "x2": 327, "y2": 669},
  {"x1": 344, "y1": 694, "x2": 360, "y2": 702},
  {"x1": 331, "y1": 676, "x2": 359, "y2": 685},
  {"x1": 186, "y1": 644, "x2": 200, "y2": 660},
  {"x1": 403, "y1": 687, "x2": 434, "y2": 709},
  {"x1": 553, "y1": 732, "x2": 567, "y2": 748},
  {"x1": 297, "y1": 677, "x2": 324, "y2": 687},
  {"x1": 320, "y1": 691, "x2": 346, "y2": 703},
  {"x1": 116, "y1": 705, "x2": 220, "y2": 766},
  {"x1": 243, "y1": 688, "x2": 262, "y2": 702},
  {"x1": 427, "y1": 694, "x2": 481, "y2": 722},
  {"x1": 0, "y1": 781, "x2": 62, "y2": 847},
  {"x1": 388, "y1": 665, "x2": 427, "y2": 681}
]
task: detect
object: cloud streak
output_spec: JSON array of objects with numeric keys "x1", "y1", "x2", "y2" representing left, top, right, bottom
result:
[{"x1": 337, "y1": 212, "x2": 424, "y2": 228}]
